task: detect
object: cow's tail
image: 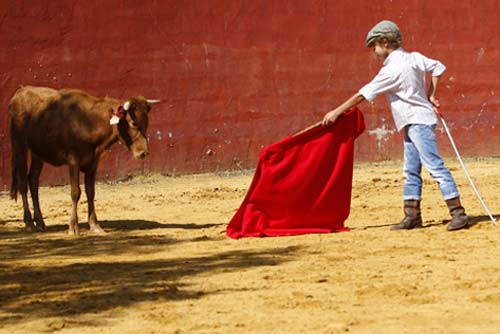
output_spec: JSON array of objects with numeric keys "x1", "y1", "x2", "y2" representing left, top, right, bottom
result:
[
  {"x1": 10, "y1": 168, "x2": 18, "y2": 201},
  {"x1": 9, "y1": 118, "x2": 19, "y2": 201}
]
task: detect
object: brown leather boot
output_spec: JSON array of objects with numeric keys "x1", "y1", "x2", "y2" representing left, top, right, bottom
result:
[
  {"x1": 391, "y1": 200, "x2": 423, "y2": 230},
  {"x1": 445, "y1": 197, "x2": 470, "y2": 231}
]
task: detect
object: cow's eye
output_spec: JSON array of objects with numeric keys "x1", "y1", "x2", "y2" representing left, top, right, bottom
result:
[{"x1": 129, "y1": 121, "x2": 138, "y2": 128}]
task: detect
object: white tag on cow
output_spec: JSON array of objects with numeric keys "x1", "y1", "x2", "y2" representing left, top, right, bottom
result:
[{"x1": 109, "y1": 115, "x2": 120, "y2": 125}]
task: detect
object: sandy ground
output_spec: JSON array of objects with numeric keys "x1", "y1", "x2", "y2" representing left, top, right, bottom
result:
[{"x1": 2, "y1": 158, "x2": 500, "y2": 334}]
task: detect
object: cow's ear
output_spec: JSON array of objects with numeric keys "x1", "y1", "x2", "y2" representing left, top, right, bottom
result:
[{"x1": 110, "y1": 105, "x2": 125, "y2": 125}]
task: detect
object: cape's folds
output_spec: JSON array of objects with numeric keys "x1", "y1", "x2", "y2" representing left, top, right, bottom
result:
[{"x1": 227, "y1": 107, "x2": 365, "y2": 239}]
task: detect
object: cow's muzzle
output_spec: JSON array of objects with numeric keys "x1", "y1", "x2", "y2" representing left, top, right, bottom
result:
[
  {"x1": 130, "y1": 135, "x2": 149, "y2": 160},
  {"x1": 134, "y1": 150, "x2": 149, "y2": 160}
]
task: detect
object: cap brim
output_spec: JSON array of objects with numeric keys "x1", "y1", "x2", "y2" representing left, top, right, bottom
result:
[{"x1": 366, "y1": 36, "x2": 378, "y2": 47}]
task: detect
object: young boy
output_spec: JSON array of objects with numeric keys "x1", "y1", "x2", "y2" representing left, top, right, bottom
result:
[{"x1": 322, "y1": 20, "x2": 470, "y2": 231}]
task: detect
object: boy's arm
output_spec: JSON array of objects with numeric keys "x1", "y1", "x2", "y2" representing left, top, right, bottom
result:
[
  {"x1": 428, "y1": 75, "x2": 441, "y2": 108},
  {"x1": 422, "y1": 53, "x2": 445, "y2": 108},
  {"x1": 322, "y1": 93, "x2": 365, "y2": 126}
]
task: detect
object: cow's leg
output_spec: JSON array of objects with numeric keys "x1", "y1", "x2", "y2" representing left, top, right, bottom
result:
[
  {"x1": 11, "y1": 138, "x2": 36, "y2": 232},
  {"x1": 29, "y1": 155, "x2": 46, "y2": 231},
  {"x1": 84, "y1": 168, "x2": 105, "y2": 234},
  {"x1": 68, "y1": 164, "x2": 81, "y2": 236}
]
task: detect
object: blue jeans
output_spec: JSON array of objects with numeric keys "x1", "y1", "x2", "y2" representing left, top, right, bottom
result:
[{"x1": 403, "y1": 124, "x2": 460, "y2": 201}]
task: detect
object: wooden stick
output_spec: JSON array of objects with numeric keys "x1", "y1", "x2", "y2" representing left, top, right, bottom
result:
[{"x1": 292, "y1": 121, "x2": 323, "y2": 137}]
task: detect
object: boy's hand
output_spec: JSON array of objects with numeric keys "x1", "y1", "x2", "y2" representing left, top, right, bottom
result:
[
  {"x1": 322, "y1": 92, "x2": 365, "y2": 126},
  {"x1": 322, "y1": 109, "x2": 343, "y2": 126},
  {"x1": 429, "y1": 95, "x2": 440, "y2": 108}
]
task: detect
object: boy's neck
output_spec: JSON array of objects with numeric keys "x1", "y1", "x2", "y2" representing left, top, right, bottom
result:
[{"x1": 383, "y1": 46, "x2": 399, "y2": 60}]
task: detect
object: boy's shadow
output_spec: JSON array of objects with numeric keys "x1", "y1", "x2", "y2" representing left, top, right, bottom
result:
[
  {"x1": 423, "y1": 214, "x2": 499, "y2": 229},
  {"x1": 356, "y1": 214, "x2": 500, "y2": 230}
]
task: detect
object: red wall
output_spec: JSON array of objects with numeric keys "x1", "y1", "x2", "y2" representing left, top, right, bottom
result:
[{"x1": 1, "y1": 1, "x2": 499, "y2": 188}]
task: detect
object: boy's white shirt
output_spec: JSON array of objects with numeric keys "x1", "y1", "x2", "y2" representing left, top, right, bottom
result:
[{"x1": 359, "y1": 47, "x2": 446, "y2": 131}]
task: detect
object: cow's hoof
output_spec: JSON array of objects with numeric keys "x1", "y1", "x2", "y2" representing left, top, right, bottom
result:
[
  {"x1": 34, "y1": 217, "x2": 46, "y2": 231},
  {"x1": 24, "y1": 223, "x2": 37, "y2": 232},
  {"x1": 67, "y1": 228, "x2": 80, "y2": 236},
  {"x1": 89, "y1": 226, "x2": 106, "y2": 234}
]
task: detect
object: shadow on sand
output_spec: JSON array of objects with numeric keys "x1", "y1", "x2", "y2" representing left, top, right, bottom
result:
[
  {"x1": 352, "y1": 213, "x2": 500, "y2": 230},
  {"x1": 0, "y1": 219, "x2": 225, "y2": 239},
  {"x1": 0, "y1": 247, "x2": 301, "y2": 325},
  {"x1": 0, "y1": 222, "x2": 302, "y2": 326}
]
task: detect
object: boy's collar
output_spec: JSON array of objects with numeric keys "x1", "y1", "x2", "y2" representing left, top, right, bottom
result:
[{"x1": 383, "y1": 47, "x2": 404, "y2": 64}]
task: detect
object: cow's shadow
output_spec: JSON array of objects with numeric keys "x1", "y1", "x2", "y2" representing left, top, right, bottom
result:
[
  {"x1": 0, "y1": 218, "x2": 23, "y2": 226},
  {"x1": 0, "y1": 219, "x2": 226, "y2": 242},
  {"x1": 98, "y1": 219, "x2": 225, "y2": 231},
  {"x1": 39, "y1": 219, "x2": 225, "y2": 233}
]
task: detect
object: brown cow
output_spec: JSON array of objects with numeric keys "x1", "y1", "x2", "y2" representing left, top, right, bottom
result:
[{"x1": 9, "y1": 85, "x2": 158, "y2": 235}]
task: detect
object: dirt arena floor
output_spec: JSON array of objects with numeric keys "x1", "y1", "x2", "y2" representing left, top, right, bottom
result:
[{"x1": 2, "y1": 158, "x2": 500, "y2": 334}]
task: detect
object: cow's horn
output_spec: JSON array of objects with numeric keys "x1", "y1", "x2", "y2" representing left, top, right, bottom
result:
[
  {"x1": 123, "y1": 101, "x2": 131, "y2": 111},
  {"x1": 146, "y1": 99, "x2": 160, "y2": 104}
]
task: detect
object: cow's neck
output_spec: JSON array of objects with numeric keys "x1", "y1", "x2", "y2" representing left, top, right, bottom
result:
[{"x1": 95, "y1": 100, "x2": 124, "y2": 156}]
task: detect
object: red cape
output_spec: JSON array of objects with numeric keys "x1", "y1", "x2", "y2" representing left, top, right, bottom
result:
[{"x1": 227, "y1": 107, "x2": 365, "y2": 239}]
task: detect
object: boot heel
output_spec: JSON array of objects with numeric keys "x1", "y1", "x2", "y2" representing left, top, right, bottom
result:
[{"x1": 391, "y1": 200, "x2": 422, "y2": 230}]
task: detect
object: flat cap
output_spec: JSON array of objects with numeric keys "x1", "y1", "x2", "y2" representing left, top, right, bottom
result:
[{"x1": 365, "y1": 20, "x2": 401, "y2": 47}]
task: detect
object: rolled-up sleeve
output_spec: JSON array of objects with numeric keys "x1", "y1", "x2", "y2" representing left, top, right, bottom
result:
[
  {"x1": 421, "y1": 54, "x2": 446, "y2": 76},
  {"x1": 359, "y1": 67, "x2": 400, "y2": 102}
]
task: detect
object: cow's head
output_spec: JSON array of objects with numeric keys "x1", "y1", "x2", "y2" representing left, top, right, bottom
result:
[{"x1": 116, "y1": 97, "x2": 159, "y2": 159}]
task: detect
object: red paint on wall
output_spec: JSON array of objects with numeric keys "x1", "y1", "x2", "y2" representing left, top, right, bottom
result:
[{"x1": 0, "y1": 1, "x2": 499, "y2": 187}]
